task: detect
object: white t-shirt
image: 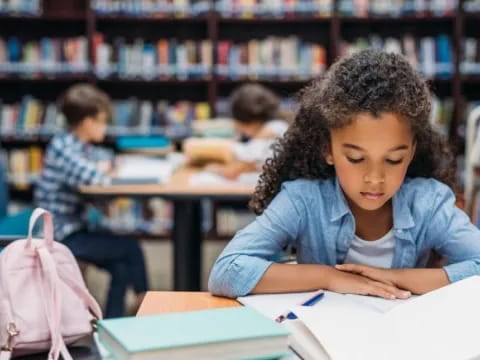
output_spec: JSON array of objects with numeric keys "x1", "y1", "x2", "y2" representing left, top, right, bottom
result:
[
  {"x1": 232, "y1": 120, "x2": 288, "y2": 167},
  {"x1": 344, "y1": 229, "x2": 395, "y2": 268}
]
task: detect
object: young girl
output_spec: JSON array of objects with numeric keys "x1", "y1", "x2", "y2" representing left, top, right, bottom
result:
[{"x1": 208, "y1": 49, "x2": 480, "y2": 299}]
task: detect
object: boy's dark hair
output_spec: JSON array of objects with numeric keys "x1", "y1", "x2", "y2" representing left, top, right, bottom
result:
[
  {"x1": 59, "y1": 83, "x2": 111, "y2": 128},
  {"x1": 230, "y1": 83, "x2": 280, "y2": 124},
  {"x1": 250, "y1": 49, "x2": 456, "y2": 214}
]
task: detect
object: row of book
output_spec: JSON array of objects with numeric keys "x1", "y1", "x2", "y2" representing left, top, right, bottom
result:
[
  {"x1": 0, "y1": 96, "x2": 211, "y2": 137},
  {"x1": 340, "y1": 34, "x2": 453, "y2": 79},
  {"x1": 215, "y1": 0, "x2": 333, "y2": 17},
  {"x1": 0, "y1": 0, "x2": 41, "y2": 15},
  {"x1": 97, "y1": 197, "x2": 173, "y2": 236},
  {"x1": 90, "y1": 0, "x2": 460, "y2": 17},
  {"x1": 216, "y1": 207, "x2": 256, "y2": 237},
  {"x1": 464, "y1": 0, "x2": 480, "y2": 12},
  {"x1": 462, "y1": 38, "x2": 480, "y2": 75},
  {"x1": 338, "y1": 0, "x2": 458, "y2": 17},
  {"x1": 1, "y1": 146, "x2": 43, "y2": 189},
  {"x1": 95, "y1": 197, "x2": 254, "y2": 236},
  {"x1": 91, "y1": 0, "x2": 210, "y2": 16},
  {"x1": 217, "y1": 38, "x2": 327, "y2": 80},
  {"x1": 0, "y1": 37, "x2": 89, "y2": 75},
  {"x1": 94, "y1": 35, "x2": 212, "y2": 80}
]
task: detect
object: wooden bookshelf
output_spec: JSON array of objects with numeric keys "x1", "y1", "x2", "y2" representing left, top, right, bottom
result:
[{"x1": 1, "y1": 0, "x2": 478, "y2": 236}]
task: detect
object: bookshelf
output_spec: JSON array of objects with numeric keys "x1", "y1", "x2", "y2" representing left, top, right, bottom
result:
[{"x1": 1, "y1": 0, "x2": 477, "y2": 237}]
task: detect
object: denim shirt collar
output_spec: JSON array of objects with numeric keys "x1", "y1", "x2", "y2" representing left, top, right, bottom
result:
[{"x1": 330, "y1": 177, "x2": 416, "y2": 230}]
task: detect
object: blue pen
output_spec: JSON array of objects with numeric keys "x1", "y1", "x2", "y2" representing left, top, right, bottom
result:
[{"x1": 275, "y1": 291, "x2": 324, "y2": 323}]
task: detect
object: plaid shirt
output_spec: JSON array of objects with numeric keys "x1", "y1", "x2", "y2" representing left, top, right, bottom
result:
[{"x1": 35, "y1": 133, "x2": 110, "y2": 241}]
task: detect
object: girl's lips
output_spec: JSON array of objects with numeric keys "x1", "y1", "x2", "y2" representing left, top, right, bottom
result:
[{"x1": 361, "y1": 192, "x2": 384, "y2": 199}]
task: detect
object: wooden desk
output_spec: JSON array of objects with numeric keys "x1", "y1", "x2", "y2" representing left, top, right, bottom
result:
[
  {"x1": 136, "y1": 291, "x2": 240, "y2": 316},
  {"x1": 80, "y1": 168, "x2": 255, "y2": 291}
]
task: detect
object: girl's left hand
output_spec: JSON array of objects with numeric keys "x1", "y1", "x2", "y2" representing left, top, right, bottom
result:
[{"x1": 335, "y1": 264, "x2": 411, "y2": 298}]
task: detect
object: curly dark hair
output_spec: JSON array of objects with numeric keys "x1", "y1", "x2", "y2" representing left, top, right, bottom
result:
[{"x1": 250, "y1": 49, "x2": 456, "y2": 214}]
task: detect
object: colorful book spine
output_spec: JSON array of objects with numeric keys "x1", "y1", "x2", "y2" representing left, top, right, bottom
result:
[
  {"x1": 217, "y1": 37, "x2": 326, "y2": 80},
  {"x1": 340, "y1": 34, "x2": 453, "y2": 79},
  {"x1": 91, "y1": 0, "x2": 211, "y2": 17},
  {"x1": 0, "y1": 36, "x2": 88, "y2": 76},
  {"x1": 93, "y1": 35, "x2": 212, "y2": 80},
  {"x1": 215, "y1": 0, "x2": 333, "y2": 17}
]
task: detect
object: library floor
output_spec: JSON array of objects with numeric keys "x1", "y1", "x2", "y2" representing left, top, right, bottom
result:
[{"x1": 83, "y1": 239, "x2": 229, "y2": 315}]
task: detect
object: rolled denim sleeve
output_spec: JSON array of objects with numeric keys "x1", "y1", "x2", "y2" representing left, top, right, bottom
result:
[
  {"x1": 208, "y1": 184, "x2": 302, "y2": 297},
  {"x1": 428, "y1": 184, "x2": 480, "y2": 282}
]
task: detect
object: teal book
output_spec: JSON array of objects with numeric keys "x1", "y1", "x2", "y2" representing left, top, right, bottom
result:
[{"x1": 97, "y1": 306, "x2": 290, "y2": 360}]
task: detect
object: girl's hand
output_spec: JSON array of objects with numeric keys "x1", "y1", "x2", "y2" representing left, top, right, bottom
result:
[
  {"x1": 335, "y1": 264, "x2": 411, "y2": 299},
  {"x1": 327, "y1": 267, "x2": 411, "y2": 300}
]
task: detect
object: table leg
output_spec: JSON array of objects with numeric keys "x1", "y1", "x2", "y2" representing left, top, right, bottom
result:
[{"x1": 172, "y1": 199, "x2": 202, "y2": 291}]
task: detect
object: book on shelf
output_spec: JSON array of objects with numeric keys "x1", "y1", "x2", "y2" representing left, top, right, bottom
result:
[
  {"x1": 2, "y1": 146, "x2": 43, "y2": 189},
  {"x1": 96, "y1": 196, "x2": 173, "y2": 236},
  {"x1": 239, "y1": 276, "x2": 480, "y2": 360},
  {"x1": 215, "y1": 0, "x2": 333, "y2": 18},
  {"x1": 93, "y1": 34, "x2": 212, "y2": 80},
  {"x1": 0, "y1": 96, "x2": 210, "y2": 138},
  {"x1": 217, "y1": 37, "x2": 326, "y2": 80},
  {"x1": 96, "y1": 306, "x2": 290, "y2": 360},
  {"x1": 91, "y1": 0, "x2": 211, "y2": 17},
  {"x1": 0, "y1": 0, "x2": 42, "y2": 15},
  {"x1": 464, "y1": 0, "x2": 480, "y2": 12},
  {"x1": 338, "y1": 0, "x2": 457, "y2": 17},
  {"x1": 340, "y1": 34, "x2": 453, "y2": 79},
  {"x1": 0, "y1": 36, "x2": 89, "y2": 76}
]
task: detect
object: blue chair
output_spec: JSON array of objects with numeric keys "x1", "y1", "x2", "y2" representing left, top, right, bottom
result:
[{"x1": 0, "y1": 161, "x2": 33, "y2": 251}]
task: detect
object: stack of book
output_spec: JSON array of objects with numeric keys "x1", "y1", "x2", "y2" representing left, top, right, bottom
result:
[
  {"x1": 96, "y1": 306, "x2": 290, "y2": 360},
  {"x1": 215, "y1": 0, "x2": 333, "y2": 18},
  {"x1": 217, "y1": 37, "x2": 327, "y2": 80},
  {"x1": 93, "y1": 34, "x2": 213, "y2": 80},
  {"x1": 0, "y1": 36, "x2": 89, "y2": 76},
  {"x1": 91, "y1": 0, "x2": 211, "y2": 17},
  {"x1": 340, "y1": 34, "x2": 453, "y2": 79}
]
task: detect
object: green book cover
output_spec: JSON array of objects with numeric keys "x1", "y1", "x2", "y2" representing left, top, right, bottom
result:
[{"x1": 97, "y1": 306, "x2": 289, "y2": 354}]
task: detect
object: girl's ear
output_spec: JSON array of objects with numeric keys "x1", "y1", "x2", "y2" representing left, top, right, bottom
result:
[{"x1": 322, "y1": 145, "x2": 334, "y2": 165}]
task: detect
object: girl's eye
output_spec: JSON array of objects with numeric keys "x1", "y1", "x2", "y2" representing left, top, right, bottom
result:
[
  {"x1": 347, "y1": 157, "x2": 364, "y2": 164},
  {"x1": 386, "y1": 159, "x2": 404, "y2": 165}
]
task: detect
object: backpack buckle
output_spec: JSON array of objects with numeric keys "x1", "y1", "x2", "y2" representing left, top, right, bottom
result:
[{"x1": 1, "y1": 323, "x2": 19, "y2": 352}]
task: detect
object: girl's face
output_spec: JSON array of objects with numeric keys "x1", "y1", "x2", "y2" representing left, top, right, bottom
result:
[{"x1": 325, "y1": 112, "x2": 416, "y2": 212}]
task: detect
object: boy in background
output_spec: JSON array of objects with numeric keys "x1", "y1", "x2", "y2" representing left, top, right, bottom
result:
[{"x1": 35, "y1": 84, "x2": 149, "y2": 318}]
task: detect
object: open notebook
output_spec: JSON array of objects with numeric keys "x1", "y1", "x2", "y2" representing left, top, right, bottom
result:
[{"x1": 238, "y1": 276, "x2": 480, "y2": 360}]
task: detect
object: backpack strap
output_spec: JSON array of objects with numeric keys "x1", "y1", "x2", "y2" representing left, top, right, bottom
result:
[
  {"x1": 26, "y1": 208, "x2": 54, "y2": 250},
  {"x1": 37, "y1": 247, "x2": 73, "y2": 360}
]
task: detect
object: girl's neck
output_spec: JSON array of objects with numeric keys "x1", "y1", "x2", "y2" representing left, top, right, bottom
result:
[{"x1": 349, "y1": 200, "x2": 393, "y2": 241}]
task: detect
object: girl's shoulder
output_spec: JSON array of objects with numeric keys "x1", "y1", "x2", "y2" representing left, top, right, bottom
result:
[
  {"x1": 280, "y1": 177, "x2": 335, "y2": 200},
  {"x1": 400, "y1": 177, "x2": 454, "y2": 204}
]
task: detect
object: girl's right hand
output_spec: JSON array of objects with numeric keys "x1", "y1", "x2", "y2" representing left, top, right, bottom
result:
[{"x1": 326, "y1": 267, "x2": 411, "y2": 300}]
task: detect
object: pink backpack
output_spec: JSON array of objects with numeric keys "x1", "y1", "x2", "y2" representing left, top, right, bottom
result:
[{"x1": 0, "y1": 208, "x2": 102, "y2": 360}]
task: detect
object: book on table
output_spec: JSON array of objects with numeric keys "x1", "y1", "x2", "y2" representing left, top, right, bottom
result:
[
  {"x1": 238, "y1": 276, "x2": 480, "y2": 360},
  {"x1": 96, "y1": 306, "x2": 290, "y2": 360}
]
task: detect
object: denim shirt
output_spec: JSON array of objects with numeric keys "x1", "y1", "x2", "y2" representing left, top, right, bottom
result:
[{"x1": 208, "y1": 177, "x2": 480, "y2": 298}]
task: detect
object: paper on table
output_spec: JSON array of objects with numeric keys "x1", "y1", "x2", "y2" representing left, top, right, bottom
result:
[
  {"x1": 237, "y1": 290, "x2": 409, "y2": 320},
  {"x1": 189, "y1": 171, "x2": 259, "y2": 186}
]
